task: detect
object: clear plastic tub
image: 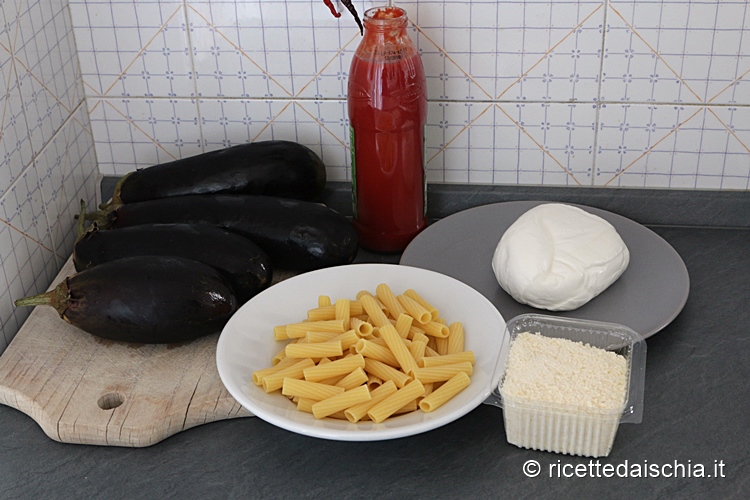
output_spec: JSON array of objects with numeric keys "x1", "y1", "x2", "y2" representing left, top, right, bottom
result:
[{"x1": 484, "y1": 314, "x2": 647, "y2": 457}]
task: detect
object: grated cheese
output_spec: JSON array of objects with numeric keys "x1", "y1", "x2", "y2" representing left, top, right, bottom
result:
[{"x1": 501, "y1": 332, "x2": 628, "y2": 410}]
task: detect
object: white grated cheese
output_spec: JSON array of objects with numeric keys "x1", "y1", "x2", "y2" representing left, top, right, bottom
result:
[{"x1": 501, "y1": 332, "x2": 628, "y2": 410}]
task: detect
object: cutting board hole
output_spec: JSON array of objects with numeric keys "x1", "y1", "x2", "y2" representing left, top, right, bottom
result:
[{"x1": 98, "y1": 392, "x2": 125, "y2": 410}]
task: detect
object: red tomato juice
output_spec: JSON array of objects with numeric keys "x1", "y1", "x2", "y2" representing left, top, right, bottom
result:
[{"x1": 348, "y1": 7, "x2": 428, "y2": 252}]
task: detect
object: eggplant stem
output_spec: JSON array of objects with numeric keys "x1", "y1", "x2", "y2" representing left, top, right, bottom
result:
[
  {"x1": 99, "y1": 172, "x2": 132, "y2": 210},
  {"x1": 14, "y1": 291, "x2": 54, "y2": 307},
  {"x1": 76, "y1": 200, "x2": 87, "y2": 239},
  {"x1": 84, "y1": 208, "x2": 112, "y2": 226},
  {"x1": 14, "y1": 282, "x2": 69, "y2": 317}
]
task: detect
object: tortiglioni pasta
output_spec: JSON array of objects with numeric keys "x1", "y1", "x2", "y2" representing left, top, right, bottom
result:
[{"x1": 250, "y1": 284, "x2": 474, "y2": 422}]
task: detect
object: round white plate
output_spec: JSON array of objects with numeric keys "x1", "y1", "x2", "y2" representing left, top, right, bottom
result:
[{"x1": 216, "y1": 263, "x2": 508, "y2": 441}]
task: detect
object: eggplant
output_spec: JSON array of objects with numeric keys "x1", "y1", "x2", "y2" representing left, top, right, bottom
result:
[
  {"x1": 14, "y1": 256, "x2": 238, "y2": 344},
  {"x1": 102, "y1": 140, "x2": 327, "y2": 209},
  {"x1": 74, "y1": 223, "x2": 272, "y2": 304},
  {"x1": 88, "y1": 195, "x2": 359, "y2": 272}
]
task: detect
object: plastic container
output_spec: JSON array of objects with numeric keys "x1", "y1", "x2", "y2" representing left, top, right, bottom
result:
[
  {"x1": 347, "y1": 5, "x2": 428, "y2": 252},
  {"x1": 484, "y1": 314, "x2": 647, "y2": 457}
]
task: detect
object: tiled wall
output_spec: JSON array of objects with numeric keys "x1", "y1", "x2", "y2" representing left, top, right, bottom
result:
[
  {"x1": 71, "y1": 0, "x2": 750, "y2": 190},
  {"x1": 0, "y1": 0, "x2": 99, "y2": 351},
  {"x1": 1, "y1": 0, "x2": 750, "y2": 352}
]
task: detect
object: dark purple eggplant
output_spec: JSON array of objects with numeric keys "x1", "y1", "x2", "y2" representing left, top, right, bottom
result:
[
  {"x1": 73, "y1": 223, "x2": 272, "y2": 304},
  {"x1": 102, "y1": 140, "x2": 326, "y2": 209},
  {"x1": 14, "y1": 256, "x2": 238, "y2": 344},
  {"x1": 87, "y1": 195, "x2": 359, "y2": 272}
]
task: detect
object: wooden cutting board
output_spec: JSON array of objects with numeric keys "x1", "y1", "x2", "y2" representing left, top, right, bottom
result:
[{"x1": 0, "y1": 258, "x2": 253, "y2": 447}]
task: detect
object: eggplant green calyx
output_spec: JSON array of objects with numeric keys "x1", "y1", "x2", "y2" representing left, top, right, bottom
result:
[
  {"x1": 14, "y1": 280, "x2": 71, "y2": 319},
  {"x1": 98, "y1": 172, "x2": 133, "y2": 210}
]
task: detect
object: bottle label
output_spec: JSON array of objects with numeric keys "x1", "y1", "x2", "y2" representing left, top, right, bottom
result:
[{"x1": 350, "y1": 125, "x2": 358, "y2": 219}]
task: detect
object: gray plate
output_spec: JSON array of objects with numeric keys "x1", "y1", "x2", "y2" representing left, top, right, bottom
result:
[{"x1": 400, "y1": 201, "x2": 690, "y2": 339}]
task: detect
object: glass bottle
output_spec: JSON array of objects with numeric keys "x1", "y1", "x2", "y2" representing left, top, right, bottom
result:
[{"x1": 347, "y1": 5, "x2": 428, "y2": 252}]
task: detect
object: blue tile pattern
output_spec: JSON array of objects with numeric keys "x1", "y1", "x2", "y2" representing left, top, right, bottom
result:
[
  {"x1": 0, "y1": 1, "x2": 97, "y2": 350},
  {"x1": 65, "y1": 1, "x2": 750, "y2": 189}
]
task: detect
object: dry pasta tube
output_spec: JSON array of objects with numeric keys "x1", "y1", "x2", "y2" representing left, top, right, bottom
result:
[
  {"x1": 284, "y1": 319, "x2": 347, "y2": 338},
  {"x1": 367, "y1": 374, "x2": 383, "y2": 390},
  {"x1": 271, "y1": 346, "x2": 290, "y2": 366},
  {"x1": 296, "y1": 397, "x2": 316, "y2": 413},
  {"x1": 318, "y1": 295, "x2": 331, "y2": 307},
  {"x1": 307, "y1": 302, "x2": 364, "y2": 321},
  {"x1": 419, "y1": 351, "x2": 475, "y2": 368},
  {"x1": 332, "y1": 330, "x2": 360, "y2": 351},
  {"x1": 434, "y1": 337, "x2": 450, "y2": 356},
  {"x1": 420, "y1": 382, "x2": 434, "y2": 400},
  {"x1": 394, "y1": 313, "x2": 413, "y2": 338},
  {"x1": 355, "y1": 338, "x2": 399, "y2": 367},
  {"x1": 335, "y1": 299, "x2": 351, "y2": 330},
  {"x1": 403, "y1": 289, "x2": 438, "y2": 320},
  {"x1": 393, "y1": 399, "x2": 418, "y2": 415},
  {"x1": 411, "y1": 331, "x2": 429, "y2": 345},
  {"x1": 274, "y1": 325, "x2": 289, "y2": 341},
  {"x1": 367, "y1": 379, "x2": 425, "y2": 423},
  {"x1": 281, "y1": 378, "x2": 345, "y2": 401},
  {"x1": 364, "y1": 358, "x2": 411, "y2": 389},
  {"x1": 425, "y1": 342, "x2": 439, "y2": 357},
  {"x1": 356, "y1": 290, "x2": 387, "y2": 310},
  {"x1": 307, "y1": 307, "x2": 334, "y2": 322},
  {"x1": 334, "y1": 367, "x2": 369, "y2": 390},
  {"x1": 305, "y1": 331, "x2": 338, "y2": 343},
  {"x1": 396, "y1": 294, "x2": 432, "y2": 325},
  {"x1": 376, "y1": 283, "x2": 406, "y2": 318},
  {"x1": 261, "y1": 358, "x2": 316, "y2": 393},
  {"x1": 379, "y1": 324, "x2": 419, "y2": 375},
  {"x1": 408, "y1": 339, "x2": 428, "y2": 366},
  {"x1": 350, "y1": 317, "x2": 374, "y2": 338},
  {"x1": 344, "y1": 380, "x2": 398, "y2": 423},
  {"x1": 251, "y1": 356, "x2": 297, "y2": 385},
  {"x1": 407, "y1": 324, "x2": 426, "y2": 341},
  {"x1": 446, "y1": 322, "x2": 465, "y2": 354},
  {"x1": 412, "y1": 362, "x2": 474, "y2": 384},
  {"x1": 365, "y1": 336, "x2": 387, "y2": 346},
  {"x1": 327, "y1": 411, "x2": 349, "y2": 420},
  {"x1": 303, "y1": 353, "x2": 365, "y2": 382},
  {"x1": 285, "y1": 340, "x2": 343, "y2": 359},
  {"x1": 317, "y1": 373, "x2": 347, "y2": 387},
  {"x1": 422, "y1": 321, "x2": 450, "y2": 338},
  {"x1": 419, "y1": 371, "x2": 471, "y2": 412},
  {"x1": 312, "y1": 384, "x2": 372, "y2": 419},
  {"x1": 359, "y1": 294, "x2": 390, "y2": 328}
]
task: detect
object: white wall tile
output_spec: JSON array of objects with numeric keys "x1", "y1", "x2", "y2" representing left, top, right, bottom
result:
[
  {"x1": 0, "y1": 163, "x2": 58, "y2": 349},
  {"x1": 15, "y1": 0, "x2": 81, "y2": 155},
  {"x1": 63, "y1": 0, "x2": 750, "y2": 190},
  {"x1": 491, "y1": 1, "x2": 606, "y2": 102},
  {"x1": 36, "y1": 106, "x2": 98, "y2": 261},
  {"x1": 188, "y1": 1, "x2": 355, "y2": 100},
  {"x1": 89, "y1": 97, "x2": 201, "y2": 175},
  {"x1": 604, "y1": 1, "x2": 750, "y2": 105},
  {"x1": 70, "y1": 0, "x2": 194, "y2": 98},
  {"x1": 497, "y1": 101, "x2": 597, "y2": 186},
  {"x1": 0, "y1": 52, "x2": 34, "y2": 199},
  {"x1": 596, "y1": 103, "x2": 750, "y2": 189}
]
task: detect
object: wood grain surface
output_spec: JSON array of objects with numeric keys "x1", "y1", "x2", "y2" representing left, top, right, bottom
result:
[{"x1": 0, "y1": 258, "x2": 253, "y2": 447}]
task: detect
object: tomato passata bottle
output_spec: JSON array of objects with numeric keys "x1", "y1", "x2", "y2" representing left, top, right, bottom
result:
[{"x1": 348, "y1": 5, "x2": 428, "y2": 252}]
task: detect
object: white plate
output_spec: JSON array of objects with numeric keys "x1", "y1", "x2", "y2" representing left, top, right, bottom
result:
[{"x1": 216, "y1": 263, "x2": 508, "y2": 441}]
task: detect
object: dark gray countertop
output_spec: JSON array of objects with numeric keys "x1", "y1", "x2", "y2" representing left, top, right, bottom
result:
[{"x1": 2, "y1": 184, "x2": 749, "y2": 499}]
